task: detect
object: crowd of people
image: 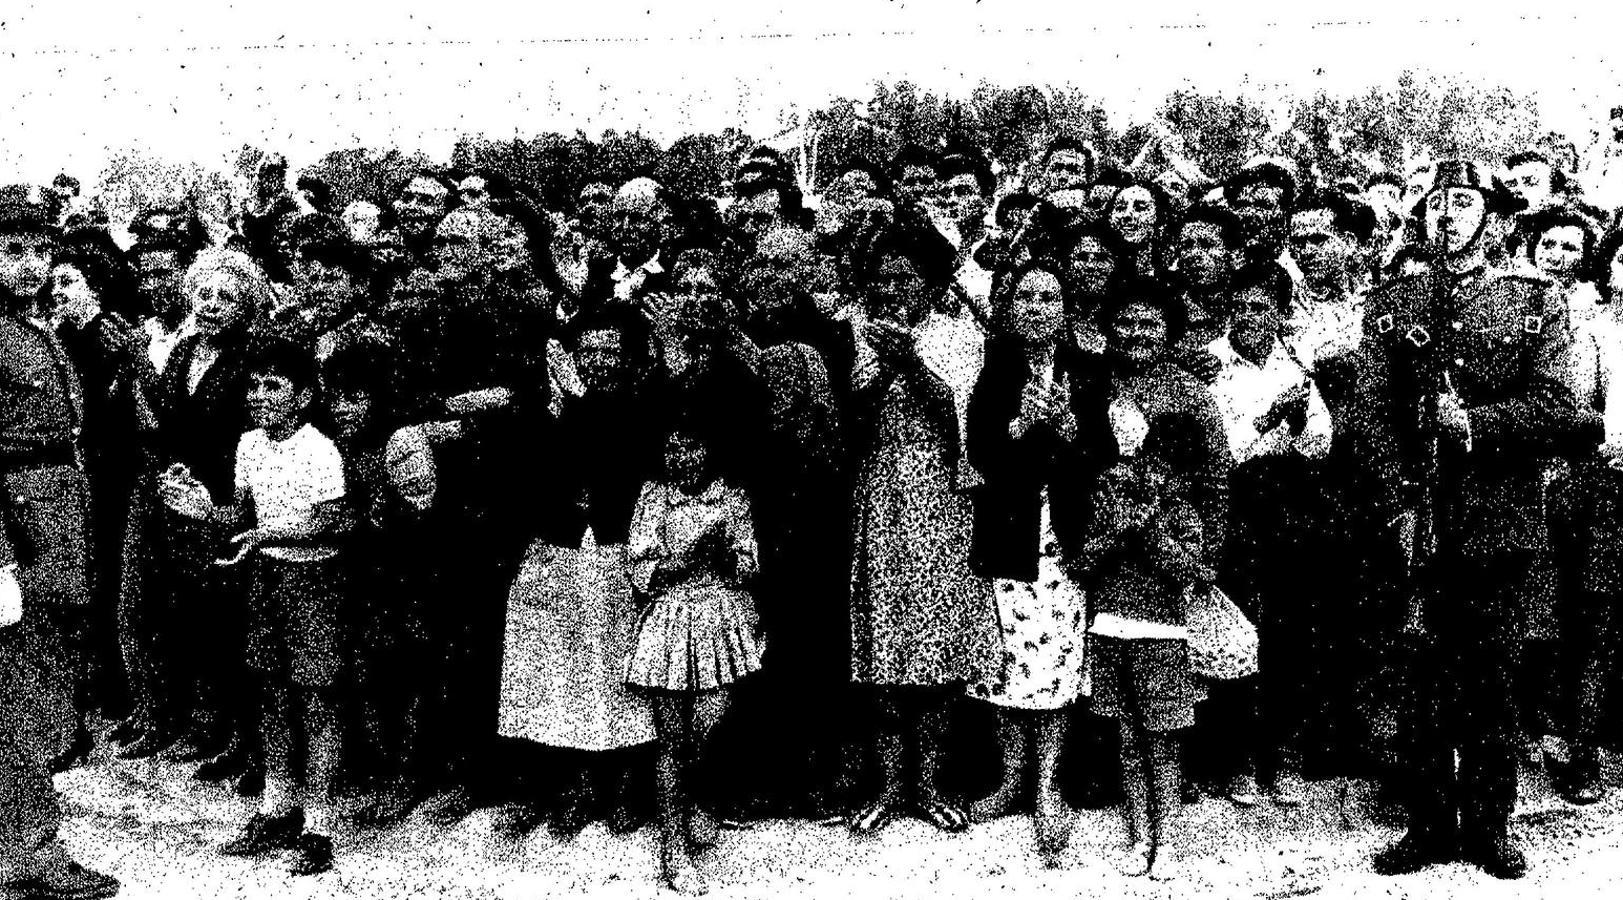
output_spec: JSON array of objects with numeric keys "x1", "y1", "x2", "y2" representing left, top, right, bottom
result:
[{"x1": 6, "y1": 107, "x2": 1623, "y2": 897}]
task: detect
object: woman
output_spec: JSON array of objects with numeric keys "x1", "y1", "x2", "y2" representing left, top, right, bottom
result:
[
  {"x1": 143, "y1": 249, "x2": 276, "y2": 793},
  {"x1": 1106, "y1": 180, "x2": 1175, "y2": 278},
  {"x1": 844, "y1": 227, "x2": 999, "y2": 834},
  {"x1": 964, "y1": 262, "x2": 1101, "y2": 862},
  {"x1": 496, "y1": 305, "x2": 659, "y2": 839},
  {"x1": 48, "y1": 230, "x2": 156, "y2": 768}
]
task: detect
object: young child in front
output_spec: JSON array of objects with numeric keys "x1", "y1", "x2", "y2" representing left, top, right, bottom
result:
[
  {"x1": 1077, "y1": 458, "x2": 1215, "y2": 882},
  {"x1": 625, "y1": 424, "x2": 763, "y2": 896},
  {"x1": 161, "y1": 337, "x2": 352, "y2": 876}
]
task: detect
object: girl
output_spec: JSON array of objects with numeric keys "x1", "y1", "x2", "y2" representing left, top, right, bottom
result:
[{"x1": 626, "y1": 425, "x2": 764, "y2": 895}]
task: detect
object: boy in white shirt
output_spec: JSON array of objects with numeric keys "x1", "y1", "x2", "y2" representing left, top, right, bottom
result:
[{"x1": 161, "y1": 338, "x2": 351, "y2": 876}]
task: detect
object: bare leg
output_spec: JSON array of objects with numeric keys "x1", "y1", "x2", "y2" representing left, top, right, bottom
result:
[
  {"x1": 1147, "y1": 732, "x2": 1184, "y2": 881},
  {"x1": 1033, "y1": 709, "x2": 1073, "y2": 858},
  {"x1": 652, "y1": 695, "x2": 705, "y2": 894},
  {"x1": 1117, "y1": 718, "x2": 1151, "y2": 876},
  {"x1": 686, "y1": 690, "x2": 731, "y2": 853},
  {"x1": 968, "y1": 709, "x2": 1027, "y2": 822},
  {"x1": 260, "y1": 680, "x2": 298, "y2": 817},
  {"x1": 300, "y1": 687, "x2": 341, "y2": 836},
  {"x1": 914, "y1": 692, "x2": 967, "y2": 831},
  {"x1": 849, "y1": 689, "x2": 906, "y2": 833}
]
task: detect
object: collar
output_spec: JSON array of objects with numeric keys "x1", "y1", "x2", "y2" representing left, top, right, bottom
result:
[
  {"x1": 1208, "y1": 334, "x2": 1281, "y2": 370},
  {"x1": 666, "y1": 479, "x2": 727, "y2": 508},
  {"x1": 612, "y1": 253, "x2": 664, "y2": 281}
]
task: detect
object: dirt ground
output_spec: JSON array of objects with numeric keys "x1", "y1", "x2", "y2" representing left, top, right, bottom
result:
[{"x1": 52, "y1": 740, "x2": 1623, "y2": 900}]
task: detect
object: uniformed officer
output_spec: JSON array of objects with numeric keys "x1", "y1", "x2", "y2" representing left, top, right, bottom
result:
[
  {"x1": 1, "y1": 187, "x2": 121, "y2": 898},
  {"x1": 1352, "y1": 162, "x2": 1597, "y2": 880}
]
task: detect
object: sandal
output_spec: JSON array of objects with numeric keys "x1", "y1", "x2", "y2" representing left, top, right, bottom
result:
[
  {"x1": 913, "y1": 798, "x2": 969, "y2": 833},
  {"x1": 847, "y1": 799, "x2": 899, "y2": 834}
]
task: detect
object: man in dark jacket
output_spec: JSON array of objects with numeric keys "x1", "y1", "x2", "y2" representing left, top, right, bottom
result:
[
  {"x1": 1355, "y1": 161, "x2": 1598, "y2": 880},
  {"x1": 0, "y1": 187, "x2": 120, "y2": 899}
]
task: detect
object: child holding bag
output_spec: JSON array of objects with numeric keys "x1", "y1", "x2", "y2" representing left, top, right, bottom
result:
[{"x1": 625, "y1": 424, "x2": 764, "y2": 896}]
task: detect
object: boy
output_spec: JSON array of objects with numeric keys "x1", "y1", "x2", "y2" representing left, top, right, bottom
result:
[{"x1": 161, "y1": 337, "x2": 351, "y2": 876}]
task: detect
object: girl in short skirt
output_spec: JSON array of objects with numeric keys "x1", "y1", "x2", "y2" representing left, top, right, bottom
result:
[{"x1": 626, "y1": 425, "x2": 764, "y2": 895}]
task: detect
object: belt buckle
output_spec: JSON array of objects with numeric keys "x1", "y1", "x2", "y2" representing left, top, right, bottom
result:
[
  {"x1": 1375, "y1": 313, "x2": 1395, "y2": 334},
  {"x1": 1406, "y1": 325, "x2": 1431, "y2": 348},
  {"x1": 1523, "y1": 314, "x2": 1544, "y2": 335}
]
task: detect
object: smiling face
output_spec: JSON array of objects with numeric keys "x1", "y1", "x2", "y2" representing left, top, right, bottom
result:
[
  {"x1": 1110, "y1": 186, "x2": 1159, "y2": 247},
  {"x1": 1, "y1": 231, "x2": 54, "y2": 299},
  {"x1": 50, "y1": 263, "x2": 100, "y2": 329},
  {"x1": 1533, "y1": 224, "x2": 1586, "y2": 279},
  {"x1": 1424, "y1": 187, "x2": 1488, "y2": 255},
  {"x1": 394, "y1": 176, "x2": 451, "y2": 240},
  {"x1": 1108, "y1": 299, "x2": 1170, "y2": 367}
]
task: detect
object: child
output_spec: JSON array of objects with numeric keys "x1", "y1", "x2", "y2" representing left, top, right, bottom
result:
[
  {"x1": 161, "y1": 337, "x2": 352, "y2": 876},
  {"x1": 625, "y1": 426, "x2": 763, "y2": 896},
  {"x1": 1077, "y1": 458, "x2": 1213, "y2": 882}
]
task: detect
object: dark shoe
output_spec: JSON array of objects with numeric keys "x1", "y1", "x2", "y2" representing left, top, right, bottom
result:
[
  {"x1": 115, "y1": 729, "x2": 175, "y2": 760},
  {"x1": 355, "y1": 783, "x2": 421, "y2": 829},
  {"x1": 13, "y1": 851, "x2": 121, "y2": 900},
  {"x1": 549, "y1": 787, "x2": 593, "y2": 840},
  {"x1": 173, "y1": 736, "x2": 222, "y2": 764},
  {"x1": 193, "y1": 749, "x2": 248, "y2": 783},
  {"x1": 419, "y1": 787, "x2": 474, "y2": 827},
  {"x1": 913, "y1": 798, "x2": 969, "y2": 833},
  {"x1": 491, "y1": 803, "x2": 547, "y2": 842},
  {"x1": 233, "y1": 767, "x2": 266, "y2": 798},
  {"x1": 286, "y1": 832, "x2": 334, "y2": 877},
  {"x1": 220, "y1": 809, "x2": 304, "y2": 857},
  {"x1": 102, "y1": 716, "x2": 143, "y2": 745},
  {"x1": 607, "y1": 797, "x2": 648, "y2": 835},
  {"x1": 1372, "y1": 830, "x2": 1455, "y2": 876},
  {"x1": 847, "y1": 798, "x2": 900, "y2": 835},
  {"x1": 1461, "y1": 833, "x2": 1527, "y2": 880}
]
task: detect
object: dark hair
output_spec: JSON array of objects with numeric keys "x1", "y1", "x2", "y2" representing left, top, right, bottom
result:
[
  {"x1": 1177, "y1": 202, "x2": 1244, "y2": 249},
  {"x1": 1039, "y1": 137, "x2": 1096, "y2": 182},
  {"x1": 992, "y1": 258, "x2": 1067, "y2": 337},
  {"x1": 1505, "y1": 151, "x2": 1570, "y2": 195},
  {"x1": 889, "y1": 144, "x2": 940, "y2": 183},
  {"x1": 1230, "y1": 261, "x2": 1295, "y2": 314},
  {"x1": 937, "y1": 147, "x2": 995, "y2": 196},
  {"x1": 55, "y1": 227, "x2": 143, "y2": 321},
  {"x1": 320, "y1": 332, "x2": 402, "y2": 438},
  {"x1": 245, "y1": 335, "x2": 319, "y2": 394},
  {"x1": 734, "y1": 166, "x2": 807, "y2": 225},
  {"x1": 128, "y1": 204, "x2": 211, "y2": 268},
  {"x1": 294, "y1": 175, "x2": 335, "y2": 215},
  {"x1": 1521, "y1": 206, "x2": 1601, "y2": 275},
  {"x1": 832, "y1": 158, "x2": 893, "y2": 198},
  {"x1": 53, "y1": 173, "x2": 81, "y2": 194},
  {"x1": 1101, "y1": 276, "x2": 1187, "y2": 345},
  {"x1": 1225, "y1": 162, "x2": 1297, "y2": 215},
  {"x1": 859, "y1": 220, "x2": 955, "y2": 292},
  {"x1": 1293, "y1": 190, "x2": 1379, "y2": 244},
  {"x1": 1091, "y1": 164, "x2": 1133, "y2": 191},
  {"x1": 993, "y1": 191, "x2": 1039, "y2": 228}
]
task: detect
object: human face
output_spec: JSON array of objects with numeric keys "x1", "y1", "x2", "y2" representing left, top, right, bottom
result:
[
  {"x1": 1, "y1": 232, "x2": 53, "y2": 299},
  {"x1": 326, "y1": 388, "x2": 374, "y2": 443},
  {"x1": 870, "y1": 255, "x2": 931, "y2": 326},
  {"x1": 1365, "y1": 183, "x2": 1401, "y2": 218},
  {"x1": 672, "y1": 268, "x2": 727, "y2": 346},
  {"x1": 342, "y1": 202, "x2": 382, "y2": 244},
  {"x1": 896, "y1": 164, "x2": 938, "y2": 207},
  {"x1": 1290, "y1": 209, "x2": 1356, "y2": 283},
  {"x1": 1042, "y1": 150, "x2": 1091, "y2": 195},
  {"x1": 1110, "y1": 186, "x2": 1159, "y2": 247},
  {"x1": 457, "y1": 176, "x2": 492, "y2": 209},
  {"x1": 1067, "y1": 235, "x2": 1117, "y2": 297},
  {"x1": 394, "y1": 176, "x2": 450, "y2": 239},
  {"x1": 1009, "y1": 270, "x2": 1064, "y2": 345},
  {"x1": 665, "y1": 431, "x2": 711, "y2": 493},
  {"x1": 730, "y1": 190, "x2": 783, "y2": 244},
  {"x1": 297, "y1": 258, "x2": 363, "y2": 315},
  {"x1": 608, "y1": 194, "x2": 671, "y2": 263},
  {"x1": 1424, "y1": 188, "x2": 1488, "y2": 255},
  {"x1": 191, "y1": 274, "x2": 252, "y2": 339},
  {"x1": 1109, "y1": 300, "x2": 1169, "y2": 367},
  {"x1": 1228, "y1": 285, "x2": 1280, "y2": 353},
  {"x1": 246, "y1": 371, "x2": 307, "y2": 434},
  {"x1": 826, "y1": 170, "x2": 878, "y2": 207},
  {"x1": 50, "y1": 264, "x2": 100, "y2": 329},
  {"x1": 934, "y1": 174, "x2": 988, "y2": 234},
  {"x1": 134, "y1": 249, "x2": 186, "y2": 319},
  {"x1": 574, "y1": 328, "x2": 629, "y2": 394},
  {"x1": 432, "y1": 210, "x2": 504, "y2": 283},
  {"x1": 1232, "y1": 183, "x2": 1287, "y2": 254},
  {"x1": 578, "y1": 183, "x2": 614, "y2": 225},
  {"x1": 1534, "y1": 225, "x2": 1586, "y2": 279},
  {"x1": 1507, "y1": 161, "x2": 1555, "y2": 211},
  {"x1": 1176, "y1": 221, "x2": 1232, "y2": 289},
  {"x1": 1406, "y1": 166, "x2": 1435, "y2": 206},
  {"x1": 489, "y1": 217, "x2": 532, "y2": 274},
  {"x1": 1154, "y1": 170, "x2": 1189, "y2": 204}
]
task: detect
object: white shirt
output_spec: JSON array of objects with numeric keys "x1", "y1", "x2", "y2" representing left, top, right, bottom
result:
[
  {"x1": 234, "y1": 424, "x2": 347, "y2": 562},
  {"x1": 1206, "y1": 335, "x2": 1332, "y2": 465},
  {"x1": 610, "y1": 253, "x2": 664, "y2": 302},
  {"x1": 1285, "y1": 290, "x2": 1364, "y2": 366},
  {"x1": 1565, "y1": 283, "x2": 1623, "y2": 446},
  {"x1": 143, "y1": 317, "x2": 189, "y2": 376}
]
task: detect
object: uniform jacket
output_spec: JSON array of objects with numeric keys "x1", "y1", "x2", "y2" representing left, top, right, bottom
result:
[{"x1": 1351, "y1": 265, "x2": 1600, "y2": 557}]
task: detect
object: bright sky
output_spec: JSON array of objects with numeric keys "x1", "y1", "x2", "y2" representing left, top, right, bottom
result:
[{"x1": 3, "y1": 1, "x2": 1622, "y2": 182}]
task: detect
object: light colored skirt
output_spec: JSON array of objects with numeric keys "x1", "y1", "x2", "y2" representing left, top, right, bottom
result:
[
  {"x1": 498, "y1": 537, "x2": 655, "y2": 751},
  {"x1": 626, "y1": 582, "x2": 764, "y2": 692},
  {"x1": 969, "y1": 563, "x2": 1089, "y2": 710}
]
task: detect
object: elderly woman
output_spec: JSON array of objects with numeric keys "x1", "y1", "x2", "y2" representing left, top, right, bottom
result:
[
  {"x1": 131, "y1": 250, "x2": 276, "y2": 793},
  {"x1": 843, "y1": 226, "x2": 1000, "y2": 834}
]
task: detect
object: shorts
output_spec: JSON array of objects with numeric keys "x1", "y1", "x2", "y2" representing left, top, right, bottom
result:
[
  {"x1": 246, "y1": 554, "x2": 346, "y2": 688},
  {"x1": 1088, "y1": 634, "x2": 1204, "y2": 732}
]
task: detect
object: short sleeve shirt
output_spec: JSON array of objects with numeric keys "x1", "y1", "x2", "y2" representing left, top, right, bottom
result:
[{"x1": 234, "y1": 423, "x2": 347, "y2": 561}]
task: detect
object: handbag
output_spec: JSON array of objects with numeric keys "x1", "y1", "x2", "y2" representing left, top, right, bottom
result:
[
  {"x1": 2, "y1": 464, "x2": 92, "y2": 607},
  {"x1": 1183, "y1": 583, "x2": 1258, "y2": 680}
]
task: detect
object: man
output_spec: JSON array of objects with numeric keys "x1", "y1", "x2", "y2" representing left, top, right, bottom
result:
[
  {"x1": 1034, "y1": 137, "x2": 1095, "y2": 198},
  {"x1": 931, "y1": 150, "x2": 996, "y2": 325},
  {"x1": 889, "y1": 144, "x2": 939, "y2": 210},
  {"x1": 1357, "y1": 161, "x2": 1595, "y2": 880},
  {"x1": 581, "y1": 178, "x2": 677, "y2": 311},
  {"x1": 1, "y1": 188, "x2": 121, "y2": 899},
  {"x1": 1288, "y1": 191, "x2": 1378, "y2": 369},
  {"x1": 1503, "y1": 151, "x2": 1565, "y2": 215},
  {"x1": 729, "y1": 165, "x2": 805, "y2": 249},
  {"x1": 1171, "y1": 202, "x2": 1244, "y2": 354},
  {"x1": 389, "y1": 169, "x2": 456, "y2": 270},
  {"x1": 1224, "y1": 161, "x2": 1299, "y2": 277},
  {"x1": 129, "y1": 207, "x2": 206, "y2": 375}
]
